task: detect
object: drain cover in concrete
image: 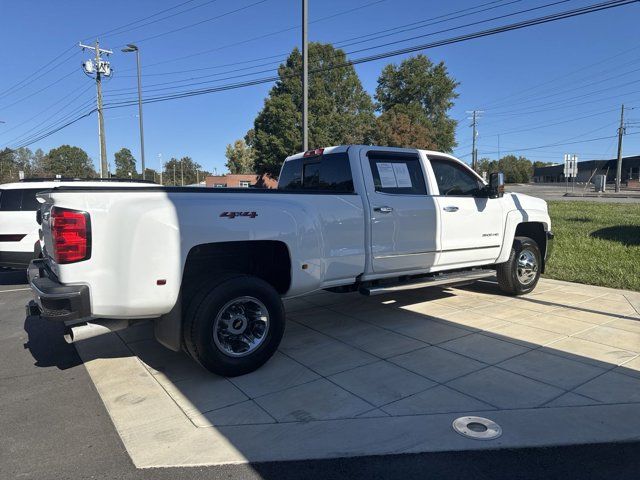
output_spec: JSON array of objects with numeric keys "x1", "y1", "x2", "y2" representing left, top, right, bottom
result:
[{"x1": 452, "y1": 416, "x2": 502, "y2": 440}]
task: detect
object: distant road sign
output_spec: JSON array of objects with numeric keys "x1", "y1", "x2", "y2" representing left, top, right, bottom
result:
[{"x1": 564, "y1": 154, "x2": 578, "y2": 178}]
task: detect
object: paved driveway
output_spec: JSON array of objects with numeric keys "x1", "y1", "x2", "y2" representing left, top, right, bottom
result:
[
  {"x1": 67, "y1": 277, "x2": 640, "y2": 468},
  {"x1": 507, "y1": 183, "x2": 640, "y2": 203}
]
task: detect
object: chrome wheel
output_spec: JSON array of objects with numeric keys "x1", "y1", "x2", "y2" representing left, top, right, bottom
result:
[
  {"x1": 213, "y1": 296, "x2": 270, "y2": 357},
  {"x1": 517, "y1": 249, "x2": 538, "y2": 285}
]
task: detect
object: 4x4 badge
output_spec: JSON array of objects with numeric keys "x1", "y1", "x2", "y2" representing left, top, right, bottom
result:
[{"x1": 220, "y1": 211, "x2": 258, "y2": 219}]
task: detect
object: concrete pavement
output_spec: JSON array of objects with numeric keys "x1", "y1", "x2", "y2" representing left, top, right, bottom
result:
[
  {"x1": 2, "y1": 268, "x2": 640, "y2": 479},
  {"x1": 70, "y1": 278, "x2": 640, "y2": 467}
]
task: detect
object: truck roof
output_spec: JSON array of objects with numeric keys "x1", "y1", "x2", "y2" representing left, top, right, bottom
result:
[
  {"x1": 284, "y1": 145, "x2": 465, "y2": 165},
  {"x1": 0, "y1": 178, "x2": 157, "y2": 190}
]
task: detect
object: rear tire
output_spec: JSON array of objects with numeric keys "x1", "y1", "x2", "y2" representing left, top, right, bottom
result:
[
  {"x1": 496, "y1": 236, "x2": 541, "y2": 295},
  {"x1": 183, "y1": 274, "x2": 285, "y2": 376}
]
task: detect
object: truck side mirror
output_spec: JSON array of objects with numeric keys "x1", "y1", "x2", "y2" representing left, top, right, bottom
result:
[{"x1": 489, "y1": 172, "x2": 505, "y2": 198}]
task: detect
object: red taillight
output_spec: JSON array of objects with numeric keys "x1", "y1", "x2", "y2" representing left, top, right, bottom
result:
[{"x1": 51, "y1": 207, "x2": 91, "y2": 264}]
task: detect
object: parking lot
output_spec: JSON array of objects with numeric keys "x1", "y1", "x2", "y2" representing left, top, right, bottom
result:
[
  {"x1": 507, "y1": 183, "x2": 640, "y2": 203},
  {"x1": 4, "y1": 267, "x2": 640, "y2": 476}
]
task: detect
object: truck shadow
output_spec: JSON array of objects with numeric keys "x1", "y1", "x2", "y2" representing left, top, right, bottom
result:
[
  {"x1": 0, "y1": 267, "x2": 27, "y2": 285},
  {"x1": 23, "y1": 314, "x2": 84, "y2": 370}
]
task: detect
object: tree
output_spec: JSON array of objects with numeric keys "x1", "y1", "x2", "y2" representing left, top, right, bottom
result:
[
  {"x1": 477, "y1": 155, "x2": 535, "y2": 183},
  {"x1": 374, "y1": 55, "x2": 459, "y2": 152},
  {"x1": 0, "y1": 148, "x2": 16, "y2": 183},
  {"x1": 143, "y1": 168, "x2": 158, "y2": 183},
  {"x1": 225, "y1": 139, "x2": 255, "y2": 174},
  {"x1": 375, "y1": 104, "x2": 436, "y2": 150},
  {"x1": 114, "y1": 148, "x2": 137, "y2": 178},
  {"x1": 533, "y1": 161, "x2": 554, "y2": 169},
  {"x1": 161, "y1": 156, "x2": 209, "y2": 186},
  {"x1": 252, "y1": 43, "x2": 376, "y2": 177},
  {"x1": 14, "y1": 147, "x2": 33, "y2": 177},
  {"x1": 31, "y1": 148, "x2": 47, "y2": 176},
  {"x1": 45, "y1": 145, "x2": 96, "y2": 178}
]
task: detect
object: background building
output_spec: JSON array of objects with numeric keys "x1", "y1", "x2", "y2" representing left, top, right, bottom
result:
[
  {"x1": 532, "y1": 155, "x2": 640, "y2": 184},
  {"x1": 204, "y1": 173, "x2": 277, "y2": 189}
]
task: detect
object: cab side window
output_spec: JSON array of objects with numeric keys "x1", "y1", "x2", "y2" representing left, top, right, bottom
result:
[
  {"x1": 0, "y1": 190, "x2": 22, "y2": 211},
  {"x1": 0, "y1": 189, "x2": 43, "y2": 211},
  {"x1": 20, "y1": 190, "x2": 41, "y2": 211},
  {"x1": 278, "y1": 152, "x2": 354, "y2": 193},
  {"x1": 429, "y1": 157, "x2": 483, "y2": 196},
  {"x1": 368, "y1": 153, "x2": 427, "y2": 195}
]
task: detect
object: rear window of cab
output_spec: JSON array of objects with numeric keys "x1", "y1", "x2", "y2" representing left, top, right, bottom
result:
[
  {"x1": 0, "y1": 189, "x2": 41, "y2": 211},
  {"x1": 278, "y1": 152, "x2": 354, "y2": 193}
]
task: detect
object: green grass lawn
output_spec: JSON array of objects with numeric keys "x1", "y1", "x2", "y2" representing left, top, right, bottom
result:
[{"x1": 544, "y1": 201, "x2": 640, "y2": 291}]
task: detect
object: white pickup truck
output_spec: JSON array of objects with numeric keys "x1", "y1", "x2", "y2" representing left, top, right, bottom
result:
[{"x1": 28, "y1": 145, "x2": 553, "y2": 376}]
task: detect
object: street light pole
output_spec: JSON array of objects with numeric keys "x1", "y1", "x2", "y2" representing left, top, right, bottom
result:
[
  {"x1": 122, "y1": 44, "x2": 146, "y2": 179},
  {"x1": 302, "y1": 0, "x2": 308, "y2": 152}
]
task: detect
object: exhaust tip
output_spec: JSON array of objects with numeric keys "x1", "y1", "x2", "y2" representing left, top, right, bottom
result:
[
  {"x1": 62, "y1": 320, "x2": 131, "y2": 343},
  {"x1": 63, "y1": 325, "x2": 77, "y2": 344}
]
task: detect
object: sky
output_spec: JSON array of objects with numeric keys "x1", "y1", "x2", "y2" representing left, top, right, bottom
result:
[{"x1": 0, "y1": 0, "x2": 639, "y2": 176}]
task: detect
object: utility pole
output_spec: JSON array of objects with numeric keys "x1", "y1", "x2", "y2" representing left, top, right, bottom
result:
[
  {"x1": 158, "y1": 154, "x2": 163, "y2": 185},
  {"x1": 467, "y1": 110, "x2": 482, "y2": 171},
  {"x1": 302, "y1": 0, "x2": 308, "y2": 152},
  {"x1": 173, "y1": 163, "x2": 176, "y2": 185},
  {"x1": 615, "y1": 104, "x2": 625, "y2": 193},
  {"x1": 80, "y1": 41, "x2": 112, "y2": 178},
  {"x1": 181, "y1": 159, "x2": 184, "y2": 186}
]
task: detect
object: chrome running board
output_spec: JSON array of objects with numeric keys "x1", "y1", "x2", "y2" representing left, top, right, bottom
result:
[{"x1": 360, "y1": 270, "x2": 494, "y2": 296}]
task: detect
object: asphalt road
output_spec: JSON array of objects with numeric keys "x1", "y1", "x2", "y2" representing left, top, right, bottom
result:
[
  {"x1": 1, "y1": 267, "x2": 640, "y2": 480},
  {"x1": 506, "y1": 183, "x2": 640, "y2": 203}
]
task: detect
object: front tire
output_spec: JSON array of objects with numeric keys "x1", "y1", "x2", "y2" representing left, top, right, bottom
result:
[
  {"x1": 496, "y1": 236, "x2": 541, "y2": 295},
  {"x1": 183, "y1": 275, "x2": 285, "y2": 376}
]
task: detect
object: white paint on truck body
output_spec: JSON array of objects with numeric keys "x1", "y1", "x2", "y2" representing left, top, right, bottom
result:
[{"x1": 36, "y1": 145, "x2": 551, "y2": 320}]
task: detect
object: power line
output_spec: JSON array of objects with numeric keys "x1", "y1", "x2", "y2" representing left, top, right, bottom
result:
[
  {"x1": 109, "y1": 0, "x2": 625, "y2": 98},
  {"x1": 484, "y1": 85, "x2": 640, "y2": 117},
  {"x1": 0, "y1": 69, "x2": 78, "y2": 111},
  {"x1": 0, "y1": 83, "x2": 93, "y2": 139},
  {"x1": 111, "y1": 0, "x2": 526, "y2": 90},
  {"x1": 344, "y1": 0, "x2": 574, "y2": 56},
  {"x1": 486, "y1": 60, "x2": 640, "y2": 112},
  {"x1": 115, "y1": 0, "x2": 637, "y2": 99},
  {"x1": 13, "y1": 109, "x2": 97, "y2": 150},
  {"x1": 479, "y1": 132, "x2": 640, "y2": 156},
  {"x1": 332, "y1": 0, "x2": 516, "y2": 48},
  {"x1": 120, "y1": 0, "x2": 269, "y2": 47},
  {"x1": 132, "y1": 0, "x2": 392, "y2": 72},
  {"x1": 0, "y1": 45, "x2": 77, "y2": 101},
  {"x1": 89, "y1": 0, "x2": 218, "y2": 41},
  {"x1": 477, "y1": 108, "x2": 622, "y2": 138},
  {"x1": 6, "y1": 98, "x2": 96, "y2": 149},
  {"x1": 127, "y1": 0, "x2": 560, "y2": 76},
  {"x1": 12, "y1": 0, "x2": 639, "y2": 149},
  {"x1": 0, "y1": 0, "x2": 222, "y2": 105},
  {"x1": 0, "y1": 86, "x2": 94, "y2": 145},
  {"x1": 481, "y1": 43, "x2": 640, "y2": 110}
]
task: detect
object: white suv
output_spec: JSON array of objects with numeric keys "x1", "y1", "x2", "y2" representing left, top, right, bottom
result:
[{"x1": 0, "y1": 178, "x2": 155, "y2": 269}]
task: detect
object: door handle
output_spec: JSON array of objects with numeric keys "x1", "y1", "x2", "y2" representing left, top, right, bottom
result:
[
  {"x1": 443, "y1": 206, "x2": 459, "y2": 212},
  {"x1": 374, "y1": 206, "x2": 393, "y2": 213}
]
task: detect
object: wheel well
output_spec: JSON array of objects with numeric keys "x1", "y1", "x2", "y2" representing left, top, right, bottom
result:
[
  {"x1": 182, "y1": 240, "x2": 291, "y2": 296},
  {"x1": 514, "y1": 222, "x2": 547, "y2": 271}
]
